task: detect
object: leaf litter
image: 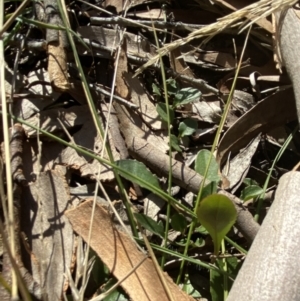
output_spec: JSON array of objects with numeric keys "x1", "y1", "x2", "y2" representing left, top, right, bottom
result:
[{"x1": 1, "y1": 0, "x2": 300, "y2": 300}]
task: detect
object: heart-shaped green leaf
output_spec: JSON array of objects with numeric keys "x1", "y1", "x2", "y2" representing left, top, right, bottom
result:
[{"x1": 196, "y1": 194, "x2": 237, "y2": 255}]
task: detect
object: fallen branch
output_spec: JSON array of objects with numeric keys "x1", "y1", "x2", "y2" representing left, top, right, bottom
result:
[{"x1": 115, "y1": 104, "x2": 259, "y2": 243}]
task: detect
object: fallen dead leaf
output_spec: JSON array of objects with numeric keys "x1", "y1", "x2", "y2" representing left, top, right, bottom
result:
[
  {"x1": 65, "y1": 199, "x2": 195, "y2": 301},
  {"x1": 217, "y1": 88, "x2": 297, "y2": 166}
]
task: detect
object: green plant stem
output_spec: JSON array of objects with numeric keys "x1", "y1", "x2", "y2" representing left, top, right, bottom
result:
[
  {"x1": 152, "y1": 23, "x2": 172, "y2": 269},
  {"x1": 221, "y1": 240, "x2": 228, "y2": 300},
  {"x1": 3, "y1": 20, "x2": 22, "y2": 47},
  {"x1": 254, "y1": 126, "x2": 297, "y2": 221},
  {"x1": 0, "y1": 0, "x2": 31, "y2": 38},
  {"x1": 224, "y1": 236, "x2": 247, "y2": 255},
  {"x1": 176, "y1": 27, "x2": 252, "y2": 285}
]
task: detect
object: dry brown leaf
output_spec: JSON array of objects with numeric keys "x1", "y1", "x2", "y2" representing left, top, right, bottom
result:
[
  {"x1": 22, "y1": 105, "x2": 91, "y2": 137},
  {"x1": 114, "y1": 102, "x2": 169, "y2": 153},
  {"x1": 223, "y1": 134, "x2": 261, "y2": 192},
  {"x1": 169, "y1": 47, "x2": 194, "y2": 77},
  {"x1": 57, "y1": 117, "x2": 120, "y2": 181},
  {"x1": 21, "y1": 170, "x2": 74, "y2": 301},
  {"x1": 102, "y1": 0, "x2": 155, "y2": 13},
  {"x1": 123, "y1": 72, "x2": 165, "y2": 130},
  {"x1": 77, "y1": 26, "x2": 156, "y2": 59},
  {"x1": 65, "y1": 199, "x2": 195, "y2": 301},
  {"x1": 217, "y1": 88, "x2": 297, "y2": 166}
]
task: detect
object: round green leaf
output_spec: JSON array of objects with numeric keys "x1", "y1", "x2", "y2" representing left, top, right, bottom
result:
[
  {"x1": 178, "y1": 118, "x2": 198, "y2": 137},
  {"x1": 196, "y1": 194, "x2": 237, "y2": 255}
]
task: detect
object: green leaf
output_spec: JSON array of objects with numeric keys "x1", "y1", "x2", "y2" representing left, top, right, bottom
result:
[
  {"x1": 90, "y1": 250, "x2": 110, "y2": 285},
  {"x1": 196, "y1": 194, "x2": 237, "y2": 255},
  {"x1": 240, "y1": 185, "x2": 264, "y2": 201},
  {"x1": 170, "y1": 134, "x2": 182, "y2": 152},
  {"x1": 201, "y1": 182, "x2": 218, "y2": 200},
  {"x1": 210, "y1": 258, "x2": 224, "y2": 301},
  {"x1": 195, "y1": 149, "x2": 220, "y2": 182},
  {"x1": 243, "y1": 178, "x2": 259, "y2": 186},
  {"x1": 152, "y1": 83, "x2": 161, "y2": 96},
  {"x1": 178, "y1": 118, "x2": 198, "y2": 138},
  {"x1": 182, "y1": 278, "x2": 202, "y2": 298},
  {"x1": 195, "y1": 225, "x2": 208, "y2": 235},
  {"x1": 171, "y1": 213, "x2": 188, "y2": 233},
  {"x1": 134, "y1": 213, "x2": 165, "y2": 237},
  {"x1": 166, "y1": 78, "x2": 179, "y2": 95},
  {"x1": 210, "y1": 256, "x2": 242, "y2": 301},
  {"x1": 174, "y1": 87, "x2": 201, "y2": 107},
  {"x1": 156, "y1": 103, "x2": 174, "y2": 123},
  {"x1": 193, "y1": 237, "x2": 205, "y2": 248},
  {"x1": 116, "y1": 160, "x2": 160, "y2": 189},
  {"x1": 103, "y1": 278, "x2": 128, "y2": 301}
]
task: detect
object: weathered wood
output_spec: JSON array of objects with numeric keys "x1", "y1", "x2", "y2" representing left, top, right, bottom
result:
[
  {"x1": 227, "y1": 171, "x2": 300, "y2": 301},
  {"x1": 278, "y1": 8, "x2": 300, "y2": 124}
]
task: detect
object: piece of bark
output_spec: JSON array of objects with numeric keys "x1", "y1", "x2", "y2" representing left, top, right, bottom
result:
[
  {"x1": 21, "y1": 170, "x2": 74, "y2": 301},
  {"x1": 44, "y1": 0, "x2": 70, "y2": 91},
  {"x1": 65, "y1": 199, "x2": 195, "y2": 301},
  {"x1": 277, "y1": 7, "x2": 300, "y2": 124},
  {"x1": 227, "y1": 171, "x2": 300, "y2": 301},
  {"x1": 0, "y1": 185, "x2": 41, "y2": 301},
  {"x1": 10, "y1": 124, "x2": 27, "y2": 186}
]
